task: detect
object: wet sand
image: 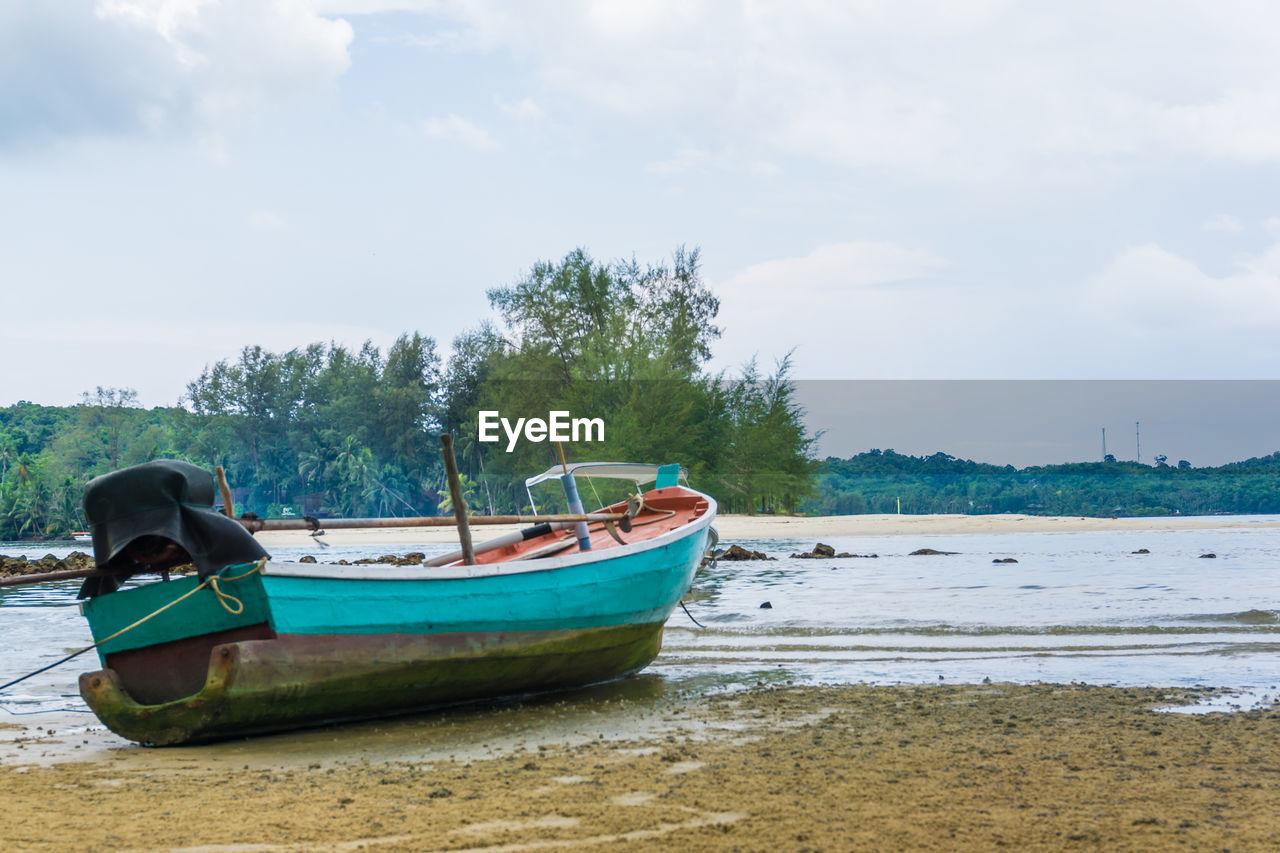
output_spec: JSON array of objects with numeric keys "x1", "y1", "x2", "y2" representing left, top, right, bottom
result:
[
  {"x1": 3, "y1": 683, "x2": 1278, "y2": 851},
  {"x1": 7, "y1": 515, "x2": 1278, "y2": 849}
]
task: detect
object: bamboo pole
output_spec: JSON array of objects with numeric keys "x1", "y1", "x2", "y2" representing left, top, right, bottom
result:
[
  {"x1": 234, "y1": 512, "x2": 627, "y2": 533},
  {"x1": 440, "y1": 434, "x2": 476, "y2": 566}
]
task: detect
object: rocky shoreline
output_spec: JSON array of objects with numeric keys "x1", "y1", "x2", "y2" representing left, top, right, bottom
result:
[
  {"x1": 0, "y1": 551, "x2": 94, "y2": 577},
  {"x1": 0, "y1": 551, "x2": 437, "y2": 577}
]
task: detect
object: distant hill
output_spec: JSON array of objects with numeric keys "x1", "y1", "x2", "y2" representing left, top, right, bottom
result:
[{"x1": 803, "y1": 449, "x2": 1280, "y2": 517}]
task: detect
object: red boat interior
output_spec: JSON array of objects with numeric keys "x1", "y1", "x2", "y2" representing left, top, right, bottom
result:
[{"x1": 462, "y1": 485, "x2": 711, "y2": 566}]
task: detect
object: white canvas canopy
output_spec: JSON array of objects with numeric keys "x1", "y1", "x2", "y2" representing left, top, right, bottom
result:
[{"x1": 523, "y1": 462, "x2": 687, "y2": 513}]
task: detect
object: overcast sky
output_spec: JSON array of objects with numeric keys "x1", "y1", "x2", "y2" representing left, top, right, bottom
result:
[{"x1": 4, "y1": 3, "x2": 1280, "y2": 442}]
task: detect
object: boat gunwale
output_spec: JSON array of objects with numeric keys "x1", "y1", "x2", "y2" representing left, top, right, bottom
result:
[{"x1": 261, "y1": 488, "x2": 717, "y2": 582}]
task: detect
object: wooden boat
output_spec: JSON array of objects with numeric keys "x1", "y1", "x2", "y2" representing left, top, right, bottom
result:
[{"x1": 77, "y1": 461, "x2": 716, "y2": 745}]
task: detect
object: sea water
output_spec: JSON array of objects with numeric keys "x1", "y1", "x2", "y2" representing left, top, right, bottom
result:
[
  {"x1": 662, "y1": 526, "x2": 1280, "y2": 701},
  {"x1": 2, "y1": 521, "x2": 1278, "y2": 722}
]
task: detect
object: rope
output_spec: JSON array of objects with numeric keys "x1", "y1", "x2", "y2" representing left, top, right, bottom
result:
[
  {"x1": 630, "y1": 492, "x2": 677, "y2": 523},
  {"x1": 202, "y1": 561, "x2": 262, "y2": 615},
  {"x1": 542, "y1": 493, "x2": 678, "y2": 546},
  {"x1": 586, "y1": 477, "x2": 605, "y2": 511},
  {"x1": 679, "y1": 599, "x2": 706, "y2": 629},
  {"x1": 0, "y1": 558, "x2": 266, "y2": 695}
]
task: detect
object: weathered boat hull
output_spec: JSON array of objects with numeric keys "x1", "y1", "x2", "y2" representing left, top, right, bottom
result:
[
  {"x1": 80, "y1": 622, "x2": 664, "y2": 746},
  {"x1": 78, "y1": 485, "x2": 715, "y2": 745}
]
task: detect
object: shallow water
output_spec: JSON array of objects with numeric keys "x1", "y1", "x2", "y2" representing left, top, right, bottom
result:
[
  {"x1": 2, "y1": 522, "x2": 1278, "y2": 729},
  {"x1": 661, "y1": 526, "x2": 1280, "y2": 702}
]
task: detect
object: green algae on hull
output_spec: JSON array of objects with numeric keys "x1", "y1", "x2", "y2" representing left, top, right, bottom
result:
[{"x1": 80, "y1": 622, "x2": 666, "y2": 745}]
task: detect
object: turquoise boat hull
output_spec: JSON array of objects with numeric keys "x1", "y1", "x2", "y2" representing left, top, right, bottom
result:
[{"x1": 78, "y1": 489, "x2": 715, "y2": 745}]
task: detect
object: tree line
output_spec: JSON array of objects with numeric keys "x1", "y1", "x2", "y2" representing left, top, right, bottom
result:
[
  {"x1": 0, "y1": 247, "x2": 818, "y2": 540},
  {"x1": 806, "y1": 449, "x2": 1280, "y2": 517}
]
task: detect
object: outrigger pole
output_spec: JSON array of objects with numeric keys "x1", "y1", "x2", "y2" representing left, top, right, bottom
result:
[
  {"x1": 0, "y1": 510, "x2": 632, "y2": 589},
  {"x1": 1, "y1": 450, "x2": 638, "y2": 589},
  {"x1": 234, "y1": 511, "x2": 629, "y2": 533}
]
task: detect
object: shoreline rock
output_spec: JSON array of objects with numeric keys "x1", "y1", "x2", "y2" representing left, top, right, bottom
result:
[
  {"x1": 0, "y1": 551, "x2": 94, "y2": 577},
  {"x1": 789, "y1": 542, "x2": 878, "y2": 559},
  {"x1": 717, "y1": 544, "x2": 775, "y2": 561}
]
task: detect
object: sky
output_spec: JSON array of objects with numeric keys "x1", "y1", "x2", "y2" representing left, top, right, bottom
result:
[
  {"x1": 3, "y1": 2, "x2": 1280, "y2": 462},
  {"x1": 802, "y1": 381, "x2": 1280, "y2": 467}
]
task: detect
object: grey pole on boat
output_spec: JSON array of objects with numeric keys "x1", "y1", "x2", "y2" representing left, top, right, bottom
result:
[
  {"x1": 440, "y1": 434, "x2": 476, "y2": 565},
  {"x1": 556, "y1": 443, "x2": 591, "y2": 551}
]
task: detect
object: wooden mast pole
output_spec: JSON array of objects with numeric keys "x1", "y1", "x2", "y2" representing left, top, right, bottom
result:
[
  {"x1": 440, "y1": 434, "x2": 476, "y2": 566},
  {"x1": 214, "y1": 466, "x2": 235, "y2": 518}
]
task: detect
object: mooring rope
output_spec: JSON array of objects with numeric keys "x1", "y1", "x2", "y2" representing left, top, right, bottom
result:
[
  {"x1": 0, "y1": 558, "x2": 266, "y2": 695},
  {"x1": 679, "y1": 599, "x2": 706, "y2": 629}
]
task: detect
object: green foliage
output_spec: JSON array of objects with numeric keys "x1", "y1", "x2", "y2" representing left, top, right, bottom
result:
[
  {"x1": 0, "y1": 246, "x2": 819, "y2": 539},
  {"x1": 0, "y1": 395, "x2": 187, "y2": 539},
  {"x1": 714, "y1": 354, "x2": 820, "y2": 514},
  {"x1": 466, "y1": 247, "x2": 815, "y2": 514},
  {"x1": 806, "y1": 450, "x2": 1280, "y2": 517},
  {"x1": 183, "y1": 336, "x2": 443, "y2": 519}
]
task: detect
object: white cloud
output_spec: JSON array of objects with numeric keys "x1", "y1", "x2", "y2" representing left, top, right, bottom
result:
[
  {"x1": 713, "y1": 236, "x2": 1280, "y2": 380},
  {"x1": 724, "y1": 242, "x2": 948, "y2": 295},
  {"x1": 644, "y1": 147, "x2": 711, "y2": 176},
  {"x1": 1158, "y1": 89, "x2": 1280, "y2": 163},
  {"x1": 0, "y1": 0, "x2": 352, "y2": 148},
  {"x1": 1086, "y1": 242, "x2": 1280, "y2": 331},
  {"x1": 421, "y1": 113, "x2": 499, "y2": 150},
  {"x1": 309, "y1": 2, "x2": 1280, "y2": 184},
  {"x1": 248, "y1": 210, "x2": 287, "y2": 231},
  {"x1": 16, "y1": 3, "x2": 1277, "y2": 180},
  {"x1": 645, "y1": 147, "x2": 780, "y2": 178},
  {"x1": 712, "y1": 242, "x2": 967, "y2": 377},
  {"x1": 496, "y1": 96, "x2": 544, "y2": 122},
  {"x1": 1203, "y1": 213, "x2": 1242, "y2": 233}
]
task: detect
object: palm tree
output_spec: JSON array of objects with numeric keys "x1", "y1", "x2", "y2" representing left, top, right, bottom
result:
[
  {"x1": 360, "y1": 464, "x2": 421, "y2": 517},
  {"x1": 331, "y1": 436, "x2": 374, "y2": 516},
  {"x1": 298, "y1": 429, "x2": 339, "y2": 491},
  {"x1": 437, "y1": 472, "x2": 479, "y2": 516}
]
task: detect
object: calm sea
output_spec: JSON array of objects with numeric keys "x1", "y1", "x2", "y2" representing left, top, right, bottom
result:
[{"x1": 2, "y1": 520, "x2": 1278, "y2": 722}]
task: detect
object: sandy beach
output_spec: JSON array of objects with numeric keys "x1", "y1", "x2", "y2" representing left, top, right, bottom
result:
[
  {"x1": 251, "y1": 511, "x2": 1280, "y2": 551},
  {"x1": 3, "y1": 683, "x2": 1278, "y2": 851},
  {"x1": 5, "y1": 513, "x2": 1279, "y2": 850}
]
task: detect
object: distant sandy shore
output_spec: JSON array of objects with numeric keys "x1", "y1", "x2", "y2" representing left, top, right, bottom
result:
[
  {"x1": 254, "y1": 512, "x2": 1280, "y2": 550},
  {"x1": 710, "y1": 511, "x2": 1280, "y2": 538}
]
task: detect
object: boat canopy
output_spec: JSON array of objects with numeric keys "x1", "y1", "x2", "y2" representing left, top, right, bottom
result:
[
  {"x1": 523, "y1": 462, "x2": 688, "y2": 513},
  {"x1": 523, "y1": 462, "x2": 687, "y2": 490}
]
